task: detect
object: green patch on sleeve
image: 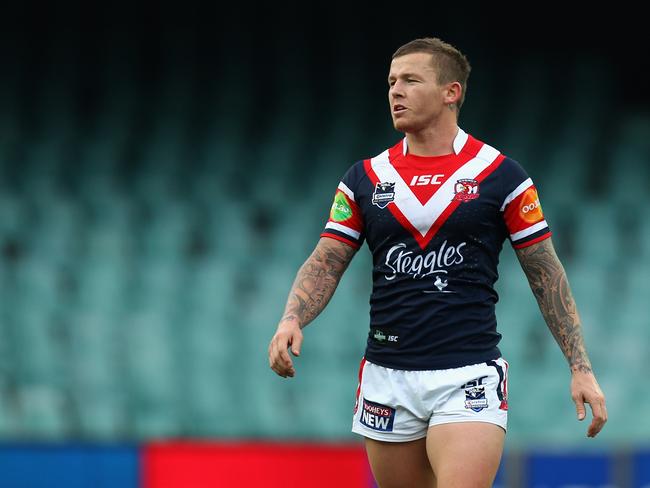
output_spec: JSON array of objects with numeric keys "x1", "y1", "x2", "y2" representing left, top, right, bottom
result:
[{"x1": 330, "y1": 191, "x2": 353, "y2": 222}]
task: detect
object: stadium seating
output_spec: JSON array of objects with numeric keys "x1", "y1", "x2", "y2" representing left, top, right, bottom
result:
[{"x1": 0, "y1": 47, "x2": 647, "y2": 448}]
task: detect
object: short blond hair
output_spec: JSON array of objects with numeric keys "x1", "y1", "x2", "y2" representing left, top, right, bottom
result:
[{"x1": 392, "y1": 37, "x2": 471, "y2": 109}]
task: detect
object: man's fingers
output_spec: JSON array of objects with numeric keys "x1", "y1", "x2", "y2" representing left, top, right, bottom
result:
[
  {"x1": 291, "y1": 331, "x2": 303, "y2": 357},
  {"x1": 587, "y1": 401, "x2": 607, "y2": 438},
  {"x1": 268, "y1": 341, "x2": 284, "y2": 376},
  {"x1": 571, "y1": 374, "x2": 607, "y2": 437},
  {"x1": 268, "y1": 335, "x2": 296, "y2": 378},
  {"x1": 574, "y1": 396, "x2": 586, "y2": 421},
  {"x1": 278, "y1": 342, "x2": 294, "y2": 369}
]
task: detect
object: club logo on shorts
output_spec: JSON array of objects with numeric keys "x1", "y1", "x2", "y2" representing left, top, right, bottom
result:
[
  {"x1": 372, "y1": 182, "x2": 395, "y2": 209},
  {"x1": 464, "y1": 386, "x2": 488, "y2": 412},
  {"x1": 360, "y1": 398, "x2": 395, "y2": 432},
  {"x1": 461, "y1": 376, "x2": 489, "y2": 412},
  {"x1": 453, "y1": 178, "x2": 479, "y2": 202}
]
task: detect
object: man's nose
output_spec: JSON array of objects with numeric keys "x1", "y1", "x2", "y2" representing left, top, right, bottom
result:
[{"x1": 390, "y1": 82, "x2": 404, "y2": 98}]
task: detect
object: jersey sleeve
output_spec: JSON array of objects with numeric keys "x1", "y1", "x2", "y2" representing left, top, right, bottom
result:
[
  {"x1": 499, "y1": 158, "x2": 551, "y2": 249},
  {"x1": 320, "y1": 163, "x2": 365, "y2": 249}
]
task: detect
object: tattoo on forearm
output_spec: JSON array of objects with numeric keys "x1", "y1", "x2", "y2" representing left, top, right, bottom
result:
[
  {"x1": 281, "y1": 239, "x2": 356, "y2": 328},
  {"x1": 516, "y1": 239, "x2": 592, "y2": 374}
]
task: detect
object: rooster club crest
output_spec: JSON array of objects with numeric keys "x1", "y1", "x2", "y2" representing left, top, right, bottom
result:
[
  {"x1": 372, "y1": 182, "x2": 396, "y2": 209},
  {"x1": 453, "y1": 178, "x2": 479, "y2": 202}
]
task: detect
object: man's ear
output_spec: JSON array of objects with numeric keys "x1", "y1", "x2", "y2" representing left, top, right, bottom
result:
[{"x1": 444, "y1": 81, "x2": 462, "y2": 106}]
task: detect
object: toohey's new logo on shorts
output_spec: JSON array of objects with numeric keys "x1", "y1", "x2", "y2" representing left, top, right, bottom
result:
[{"x1": 360, "y1": 398, "x2": 395, "y2": 432}]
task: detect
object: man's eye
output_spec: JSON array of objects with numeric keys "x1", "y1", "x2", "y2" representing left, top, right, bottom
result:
[{"x1": 407, "y1": 79, "x2": 418, "y2": 83}]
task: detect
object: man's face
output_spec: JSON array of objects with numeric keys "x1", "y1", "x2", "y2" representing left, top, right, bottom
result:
[{"x1": 388, "y1": 52, "x2": 447, "y2": 133}]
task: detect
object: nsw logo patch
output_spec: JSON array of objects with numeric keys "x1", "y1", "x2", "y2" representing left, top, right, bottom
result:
[
  {"x1": 360, "y1": 398, "x2": 395, "y2": 432},
  {"x1": 372, "y1": 182, "x2": 395, "y2": 209}
]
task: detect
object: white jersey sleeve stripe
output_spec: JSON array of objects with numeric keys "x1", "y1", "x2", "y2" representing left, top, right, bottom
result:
[
  {"x1": 338, "y1": 181, "x2": 355, "y2": 201},
  {"x1": 510, "y1": 220, "x2": 548, "y2": 241},
  {"x1": 325, "y1": 222, "x2": 361, "y2": 239},
  {"x1": 500, "y1": 178, "x2": 533, "y2": 212}
]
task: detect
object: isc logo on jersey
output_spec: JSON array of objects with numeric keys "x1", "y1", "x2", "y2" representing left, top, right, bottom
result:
[
  {"x1": 519, "y1": 187, "x2": 544, "y2": 224},
  {"x1": 409, "y1": 174, "x2": 444, "y2": 186}
]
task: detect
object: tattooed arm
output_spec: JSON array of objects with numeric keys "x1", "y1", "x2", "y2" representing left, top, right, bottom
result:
[
  {"x1": 515, "y1": 237, "x2": 607, "y2": 437},
  {"x1": 269, "y1": 237, "x2": 357, "y2": 378}
]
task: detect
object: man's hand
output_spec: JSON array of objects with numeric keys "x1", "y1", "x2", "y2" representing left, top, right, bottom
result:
[
  {"x1": 268, "y1": 318, "x2": 303, "y2": 378},
  {"x1": 571, "y1": 369, "x2": 607, "y2": 437}
]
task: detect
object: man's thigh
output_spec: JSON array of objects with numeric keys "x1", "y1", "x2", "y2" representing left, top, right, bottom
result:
[
  {"x1": 365, "y1": 437, "x2": 435, "y2": 488},
  {"x1": 426, "y1": 422, "x2": 504, "y2": 488}
]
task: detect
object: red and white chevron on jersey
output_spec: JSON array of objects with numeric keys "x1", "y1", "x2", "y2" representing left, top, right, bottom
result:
[{"x1": 364, "y1": 137, "x2": 505, "y2": 250}]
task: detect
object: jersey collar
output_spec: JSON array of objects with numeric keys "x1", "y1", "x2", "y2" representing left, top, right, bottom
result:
[{"x1": 402, "y1": 127, "x2": 469, "y2": 156}]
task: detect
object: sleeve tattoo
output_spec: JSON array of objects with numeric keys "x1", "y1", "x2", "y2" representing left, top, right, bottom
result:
[
  {"x1": 515, "y1": 238, "x2": 593, "y2": 374},
  {"x1": 281, "y1": 238, "x2": 357, "y2": 329}
]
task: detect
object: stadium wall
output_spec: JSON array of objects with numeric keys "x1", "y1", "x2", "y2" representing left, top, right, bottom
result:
[{"x1": 0, "y1": 442, "x2": 649, "y2": 487}]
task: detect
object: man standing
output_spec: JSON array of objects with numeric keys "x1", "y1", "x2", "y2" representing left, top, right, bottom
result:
[{"x1": 268, "y1": 37, "x2": 606, "y2": 488}]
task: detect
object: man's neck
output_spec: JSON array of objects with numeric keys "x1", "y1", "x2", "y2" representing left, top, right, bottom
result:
[{"x1": 405, "y1": 123, "x2": 459, "y2": 157}]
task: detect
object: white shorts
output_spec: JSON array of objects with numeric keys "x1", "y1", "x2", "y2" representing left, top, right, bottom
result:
[{"x1": 352, "y1": 357, "x2": 509, "y2": 442}]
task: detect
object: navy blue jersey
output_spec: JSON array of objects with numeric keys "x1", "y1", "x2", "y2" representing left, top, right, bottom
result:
[{"x1": 321, "y1": 128, "x2": 551, "y2": 370}]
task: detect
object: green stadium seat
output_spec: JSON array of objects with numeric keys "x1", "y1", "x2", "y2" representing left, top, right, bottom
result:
[
  {"x1": 15, "y1": 385, "x2": 69, "y2": 438},
  {"x1": 571, "y1": 202, "x2": 620, "y2": 267},
  {"x1": 0, "y1": 193, "x2": 28, "y2": 240},
  {"x1": 75, "y1": 394, "x2": 126, "y2": 439},
  {"x1": 11, "y1": 306, "x2": 64, "y2": 386},
  {"x1": 120, "y1": 310, "x2": 183, "y2": 437},
  {"x1": 605, "y1": 115, "x2": 650, "y2": 204}
]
